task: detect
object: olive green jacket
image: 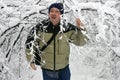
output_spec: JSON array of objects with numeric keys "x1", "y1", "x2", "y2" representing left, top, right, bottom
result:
[{"x1": 25, "y1": 20, "x2": 88, "y2": 70}]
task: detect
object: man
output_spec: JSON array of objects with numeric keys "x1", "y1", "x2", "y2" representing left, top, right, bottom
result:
[{"x1": 25, "y1": 3, "x2": 88, "y2": 80}]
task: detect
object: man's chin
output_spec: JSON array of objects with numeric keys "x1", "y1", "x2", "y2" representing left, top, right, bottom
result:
[
  {"x1": 52, "y1": 19, "x2": 56, "y2": 21},
  {"x1": 51, "y1": 19, "x2": 56, "y2": 22}
]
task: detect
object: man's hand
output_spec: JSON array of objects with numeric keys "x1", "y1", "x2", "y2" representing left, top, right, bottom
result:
[
  {"x1": 30, "y1": 63, "x2": 37, "y2": 70},
  {"x1": 76, "y1": 18, "x2": 85, "y2": 30}
]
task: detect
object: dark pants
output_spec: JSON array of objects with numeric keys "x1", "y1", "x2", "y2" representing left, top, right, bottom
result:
[{"x1": 42, "y1": 65, "x2": 71, "y2": 80}]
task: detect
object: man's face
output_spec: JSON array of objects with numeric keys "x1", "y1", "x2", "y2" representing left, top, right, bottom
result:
[{"x1": 49, "y1": 7, "x2": 61, "y2": 26}]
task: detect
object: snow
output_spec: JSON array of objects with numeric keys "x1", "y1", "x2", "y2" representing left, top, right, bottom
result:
[{"x1": 0, "y1": 0, "x2": 120, "y2": 80}]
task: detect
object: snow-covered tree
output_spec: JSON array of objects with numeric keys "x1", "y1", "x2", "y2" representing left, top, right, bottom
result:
[{"x1": 0, "y1": 0, "x2": 120, "y2": 80}]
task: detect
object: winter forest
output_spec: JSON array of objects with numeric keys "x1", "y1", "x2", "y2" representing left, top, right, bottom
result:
[{"x1": 0, "y1": 0, "x2": 120, "y2": 80}]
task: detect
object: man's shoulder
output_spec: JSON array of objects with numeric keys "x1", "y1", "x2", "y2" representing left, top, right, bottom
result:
[
  {"x1": 41, "y1": 19, "x2": 50, "y2": 26},
  {"x1": 35, "y1": 19, "x2": 50, "y2": 31}
]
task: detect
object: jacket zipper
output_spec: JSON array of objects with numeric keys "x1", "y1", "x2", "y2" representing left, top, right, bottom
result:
[
  {"x1": 53, "y1": 26, "x2": 56, "y2": 72},
  {"x1": 53, "y1": 34, "x2": 56, "y2": 71}
]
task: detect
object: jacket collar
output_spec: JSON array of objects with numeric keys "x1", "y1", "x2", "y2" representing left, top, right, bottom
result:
[{"x1": 46, "y1": 21, "x2": 60, "y2": 33}]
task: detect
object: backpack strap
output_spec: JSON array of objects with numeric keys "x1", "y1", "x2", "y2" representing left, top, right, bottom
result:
[{"x1": 34, "y1": 31, "x2": 58, "y2": 65}]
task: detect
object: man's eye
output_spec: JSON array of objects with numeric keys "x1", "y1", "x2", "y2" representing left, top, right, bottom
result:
[
  {"x1": 50, "y1": 10, "x2": 54, "y2": 13},
  {"x1": 55, "y1": 10, "x2": 59, "y2": 13}
]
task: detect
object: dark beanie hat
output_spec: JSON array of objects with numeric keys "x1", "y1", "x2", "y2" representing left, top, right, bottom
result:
[{"x1": 48, "y1": 3, "x2": 64, "y2": 14}]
